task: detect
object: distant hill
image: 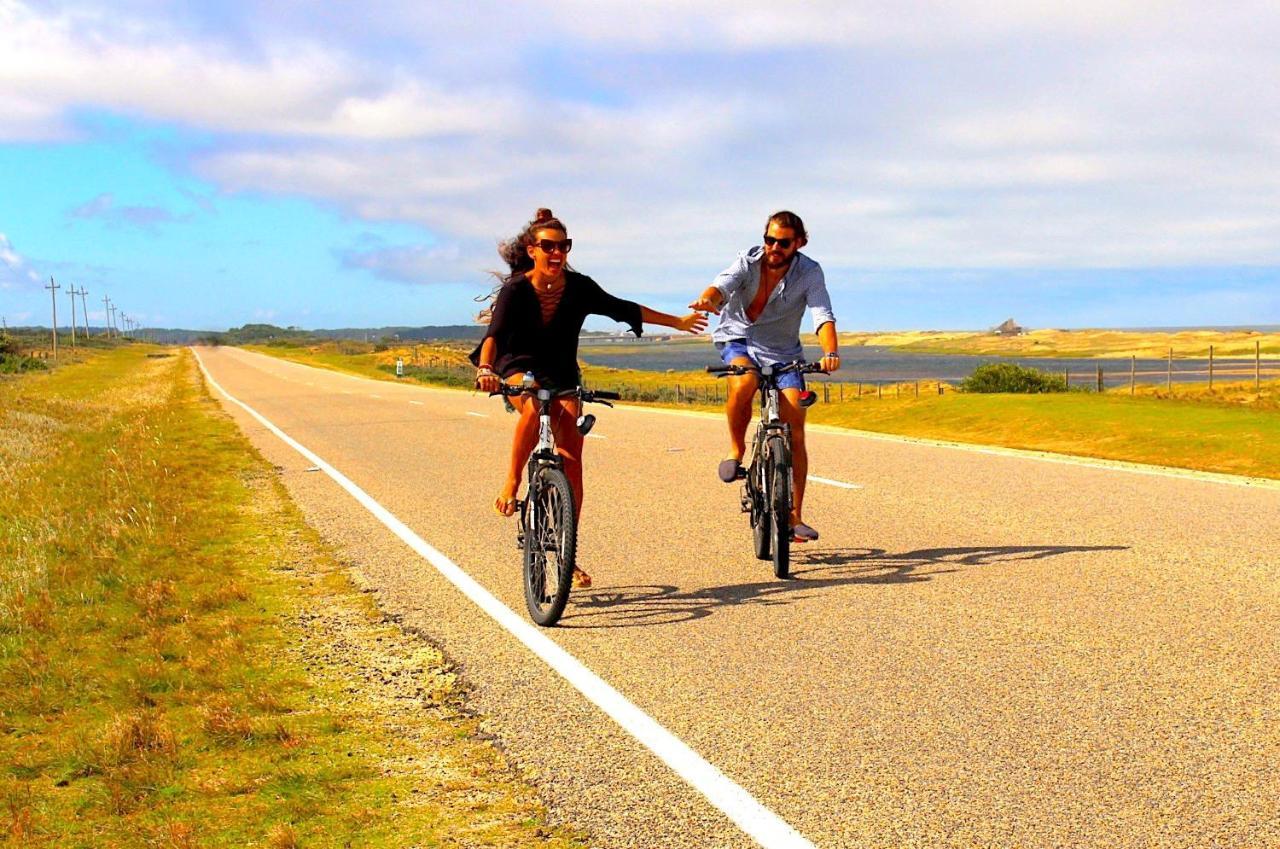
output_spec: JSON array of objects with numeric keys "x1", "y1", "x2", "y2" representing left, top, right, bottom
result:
[
  {"x1": 134, "y1": 324, "x2": 490, "y2": 345},
  {"x1": 311, "y1": 325, "x2": 486, "y2": 342}
]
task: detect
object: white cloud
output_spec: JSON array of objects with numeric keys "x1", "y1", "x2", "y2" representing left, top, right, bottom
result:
[
  {"x1": 0, "y1": 0, "x2": 513, "y2": 140},
  {"x1": 0, "y1": 233, "x2": 41, "y2": 289},
  {"x1": 4, "y1": 0, "x2": 1280, "y2": 290}
]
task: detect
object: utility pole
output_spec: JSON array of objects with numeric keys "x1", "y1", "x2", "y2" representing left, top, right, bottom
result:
[
  {"x1": 108, "y1": 303, "x2": 118, "y2": 339},
  {"x1": 78, "y1": 287, "x2": 90, "y2": 340},
  {"x1": 66, "y1": 286, "x2": 78, "y2": 348},
  {"x1": 102, "y1": 295, "x2": 112, "y2": 338},
  {"x1": 46, "y1": 277, "x2": 60, "y2": 360}
]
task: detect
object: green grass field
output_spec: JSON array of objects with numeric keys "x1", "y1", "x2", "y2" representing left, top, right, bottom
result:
[
  {"x1": 244, "y1": 341, "x2": 1280, "y2": 480},
  {"x1": 1, "y1": 347, "x2": 586, "y2": 848}
]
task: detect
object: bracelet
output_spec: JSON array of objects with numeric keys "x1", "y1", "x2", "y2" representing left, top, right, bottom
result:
[{"x1": 476, "y1": 364, "x2": 494, "y2": 373}]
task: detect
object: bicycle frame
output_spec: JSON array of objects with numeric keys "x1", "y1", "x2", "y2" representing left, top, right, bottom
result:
[
  {"x1": 707, "y1": 359, "x2": 826, "y2": 578},
  {"x1": 490, "y1": 374, "x2": 619, "y2": 626}
]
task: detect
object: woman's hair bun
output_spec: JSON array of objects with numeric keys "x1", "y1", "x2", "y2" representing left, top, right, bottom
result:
[{"x1": 534, "y1": 208, "x2": 553, "y2": 223}]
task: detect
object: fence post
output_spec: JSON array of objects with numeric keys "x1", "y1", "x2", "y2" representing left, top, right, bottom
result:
[
  {"x1": 915, "y1": 380, "x2": 919, "y2": 397},
  {"x1": 1257, "y1": 340, "x2": 1261, "y2": 392},
  {"x1": 1209, "y1": 344, "x2": 1214, "y2": 390},
  {"x1": 823, "y1": 382, "x2": 830, "y2": 403},
  {"x1": 1096, "y1": 365, "x2": 1103, "y2": 393},
  {"x1": 839, "y1": 382, "x2": 844, "y2": 402},
  {"x1": 676, "y1": 384, "x2": 682, "y2": 403},
  {"x1": 877, "y1": 382, "x2": 882, "y2": 399},
  {"x1": 938, "y1": 381, "x2": 944, "y2": 395},
  {"x1": 1130, "y1": 355, "x2": 1136, "y2": 396},
  {"x1": 857, "y1": 381, "x2": 862, "y2": 398},
  {"x1": 1064, "y1": 368, "x2": 1069, "y2": 389},
  {"x1": 1167, "y1": 347, "x2": 1172, "y2": 392}
]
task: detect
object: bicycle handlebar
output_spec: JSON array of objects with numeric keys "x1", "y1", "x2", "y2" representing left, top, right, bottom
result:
[
  {"x1": 705, "y1": 361, "x2": 828, "y2": 378},
  {"x1": 489, "y1": 384, "x2": 619, "y2": 406}
]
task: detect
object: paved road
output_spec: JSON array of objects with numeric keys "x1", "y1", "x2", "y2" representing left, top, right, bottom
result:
[{"x1": 197, "y1": 346, "x2": 1279, "y2": 849}]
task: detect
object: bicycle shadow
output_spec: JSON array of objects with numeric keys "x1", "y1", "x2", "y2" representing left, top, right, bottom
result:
[{"x1": 560, "y1": 544, "x2": 1129, "y2": 629}]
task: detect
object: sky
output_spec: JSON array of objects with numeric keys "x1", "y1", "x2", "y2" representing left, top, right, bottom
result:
[{"x1": 1, "y1": 0, "x2": 1278, "y2": 332}]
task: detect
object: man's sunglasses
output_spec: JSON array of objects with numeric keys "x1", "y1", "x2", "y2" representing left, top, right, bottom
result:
[
  {"x1": 534, "y1": 238, "x2": 573, "y2": 253},
  {"x1": 763, "y1": 235, "x2": 794, "y2": 250}
]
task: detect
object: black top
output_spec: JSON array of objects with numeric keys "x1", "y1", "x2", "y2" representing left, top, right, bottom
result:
[{"x1": 470, "y1": 270, "x2": 643, "y2": 389}]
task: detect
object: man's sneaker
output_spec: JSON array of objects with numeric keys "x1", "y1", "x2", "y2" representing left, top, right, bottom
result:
[
  {"x1": 718, "y1": 459, "x2": 745, "y2": 483},
  {"x1": 791, "y1": 522, "x2": 819, "y2": 542}
]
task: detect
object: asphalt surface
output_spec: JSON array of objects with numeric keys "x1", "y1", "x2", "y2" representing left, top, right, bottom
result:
[{"x1": 197, "y1": 346, "x2": 1280, "y2": 849}]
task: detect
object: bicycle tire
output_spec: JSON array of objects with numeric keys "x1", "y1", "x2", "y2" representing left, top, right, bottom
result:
[
  {"x1": 751, "y1": 460, "x2": 771, "y2": 560},
  {"x1": 767, "y1": 435, "x2": 792, "y2": 579},
  {"x1": 522, "y1": 466, "x2": 577, "y2": 626}
]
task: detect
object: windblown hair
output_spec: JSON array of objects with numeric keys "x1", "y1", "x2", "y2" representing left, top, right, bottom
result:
[
  {"x1": 767, "y1": 210, "x2": 807, "y2": 242},
  {"x1": 497, "y1": 207, "x2": 571, "y2": 276}
]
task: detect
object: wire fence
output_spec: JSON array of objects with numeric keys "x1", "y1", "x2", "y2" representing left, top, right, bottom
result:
[{"x1": 382, "y1": 343, "x2": 1280, "y2": 406}]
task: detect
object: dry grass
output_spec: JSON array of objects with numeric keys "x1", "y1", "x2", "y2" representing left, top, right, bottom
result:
[
  {"x1": 0, "y1": 346, "x2": 589, "y2": 848},
  {"x1": 860, "y1": 327, "x2": 1280, "y2": 359},
  {"x1": 266, "y1": 822, "x2": 301, "y2": 849}
]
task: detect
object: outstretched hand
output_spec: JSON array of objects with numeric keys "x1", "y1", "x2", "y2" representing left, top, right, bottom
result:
[
  {"x1": 676, "y1": 311, "x2": 709, "y2": 334},
  {"x1": 687, "y1": 295, "x2": 720, "y2": 315}
]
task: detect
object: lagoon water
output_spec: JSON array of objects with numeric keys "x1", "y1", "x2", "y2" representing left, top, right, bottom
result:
[{"x1": 579, "y1": 343, "x2": 1267, "y2": 387}]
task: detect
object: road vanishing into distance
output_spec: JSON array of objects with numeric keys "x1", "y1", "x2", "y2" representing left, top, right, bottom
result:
[{"x1": 195, "y1": 346, "x2": 1279, "y2": 849}]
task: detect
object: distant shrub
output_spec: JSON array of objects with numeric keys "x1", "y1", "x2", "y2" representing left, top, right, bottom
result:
[
  {"x1": 0, "y1": 352, "x2": 48, "y2": 374},
  {"x1": 961, "y1": 362, "x2": 1067, "y2": 393}
]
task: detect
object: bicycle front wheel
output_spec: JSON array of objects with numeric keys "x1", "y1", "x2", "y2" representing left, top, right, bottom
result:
[
  {"x1": 750, "y1": 456, "x2": 772, "y2": 561},
  {"x1": 767, "y1": 435, "x2": 792, "y2": 579},
  {"x1": 522, "y1": 466, "x2": 578, "y2": 626}
]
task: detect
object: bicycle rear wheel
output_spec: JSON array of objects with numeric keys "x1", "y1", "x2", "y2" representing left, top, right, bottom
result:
[
  {"x1": 767, "y1": 435, "x2": 792, "y2": 579},
  {"x1": 522, "y1": 466, "x2": 577, "y2": 626}
]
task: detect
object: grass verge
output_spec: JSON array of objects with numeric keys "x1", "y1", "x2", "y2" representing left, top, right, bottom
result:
[
  {"x1": 243, "y1": 341, "x2": 1280, "y2": 480},
  {"x1": 1, "y1": 347, "x2": 587, "y2": 848}
]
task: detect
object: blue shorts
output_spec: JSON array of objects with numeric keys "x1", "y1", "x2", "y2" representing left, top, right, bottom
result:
[{"x1": 716, "y1": 340, "x2": 806, "y2": 392}]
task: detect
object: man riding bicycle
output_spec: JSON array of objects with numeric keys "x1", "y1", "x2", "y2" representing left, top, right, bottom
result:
[{"x1": 688, "y1": 211, "x2": 840, "y2": 542}]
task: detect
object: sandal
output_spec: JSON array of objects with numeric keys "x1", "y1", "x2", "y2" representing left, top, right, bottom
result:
[{"x1": 494, "y1": 494, "x2": 519, "y2": 517}]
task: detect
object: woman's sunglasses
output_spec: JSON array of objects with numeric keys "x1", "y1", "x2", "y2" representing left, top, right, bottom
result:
[
  {"x1": 534, "y1": 238, "x2": 573, "y2": 253},
  {"x1": 762, "y1": 235, "x2": 794, "y2": 249}
]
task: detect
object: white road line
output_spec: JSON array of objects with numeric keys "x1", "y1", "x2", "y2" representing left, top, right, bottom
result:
[
  {"x1": 586, "y1": 433, "x2": 607, "y2": 440},
  {"x1": 466, "y1": 411, "x2": 488, "y2": 418},
  {"x1": 193, "y1": 349, "x2": 813, "y2": 849},
  {"x1": 370, "y1": 394, "x2": 382, "y2": 399},
  {"x1": 810, "y1": 476, "x2": 862, "y2": 490},
  {"x1": 409, "y1": 401, "x2": 424, "y2": 406}
]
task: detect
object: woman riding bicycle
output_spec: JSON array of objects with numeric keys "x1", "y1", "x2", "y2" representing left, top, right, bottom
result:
[{"x1": 471, "y1": 208, "x2": 706, "y2": 586}]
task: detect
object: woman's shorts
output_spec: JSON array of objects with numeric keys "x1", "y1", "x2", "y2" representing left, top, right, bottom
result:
[{"x1": 715, "y1": 340, "x2": 806, "y2": 391}]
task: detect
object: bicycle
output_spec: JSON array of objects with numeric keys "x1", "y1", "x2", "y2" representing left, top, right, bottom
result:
[
  {"x1": 707, "y1": 360, "x2": 826, "y2": 579},
  {"x1": 493, "y1": 375, "x2": 619, "y2": 626}
]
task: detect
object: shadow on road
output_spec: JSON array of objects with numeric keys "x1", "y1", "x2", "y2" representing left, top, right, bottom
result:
[{"x1": 561, "y1": 544, "x2": 1129, "y2": 628}]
